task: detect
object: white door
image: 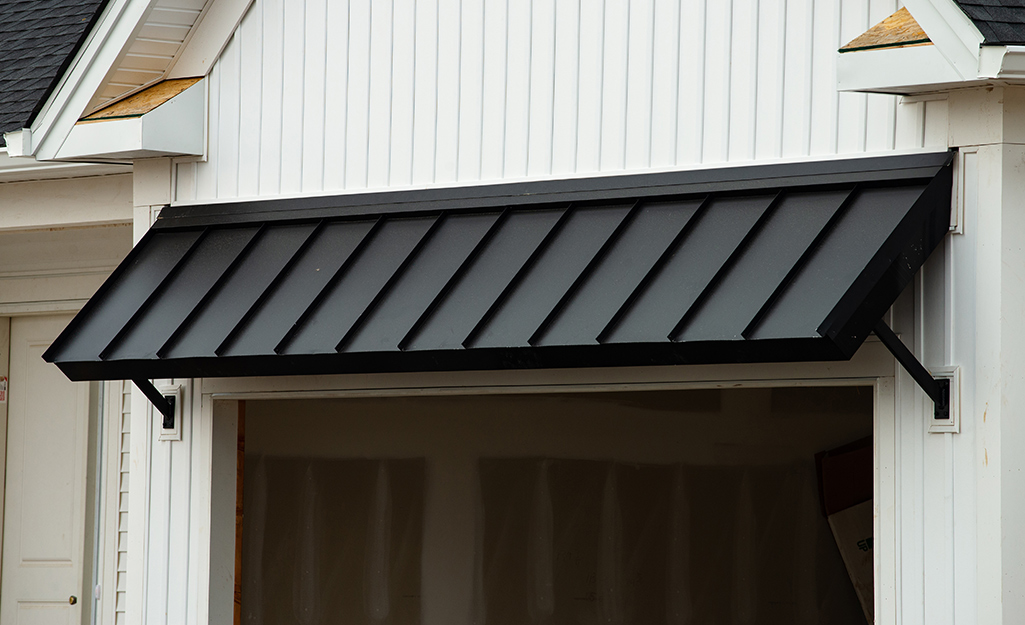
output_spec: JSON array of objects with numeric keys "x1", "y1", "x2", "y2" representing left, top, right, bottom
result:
[{"x1": 1, "y1": 315, "x2": 90, "y2": 625}]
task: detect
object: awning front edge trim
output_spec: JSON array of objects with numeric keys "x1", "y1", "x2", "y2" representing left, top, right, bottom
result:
[{"x1": 54, "y1": 338, "x2": 846, "y2": 382}]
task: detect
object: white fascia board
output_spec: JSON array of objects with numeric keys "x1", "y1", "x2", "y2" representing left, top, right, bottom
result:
[
  {"x1": 59, "y1": 118, "x2": 144, "y2": 160},
  {"x1": 0, "y1": 147, "x2": 130, "y2": 182},
  {"x1": 167, "y1": 0, "x2": 254, "y2": 78},
  {"x1": 139, "y1": 80, "x2": 205, "y2": 154},
  {"x1": 902, "y1": 0, "x2": 983, "y2": 80},
  {"x1": 28, "y1": 0, "x2": 160, "y2": 162},
  {"x1": 838, "y1": 45, "x2": 966, "y2": 94},
  {"x1": 57, "y1": 81, "x2": 205, "y2": 161}
]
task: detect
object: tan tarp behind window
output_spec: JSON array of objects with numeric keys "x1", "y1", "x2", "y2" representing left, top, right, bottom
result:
[{"x1": 242, "y1": 458, "x2": 424, "y2": 624}]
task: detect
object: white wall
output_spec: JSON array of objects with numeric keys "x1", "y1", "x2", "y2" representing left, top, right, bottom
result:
[
  {"x1": 886, "y1": 179, "x2": 973, "y2": 625},
  {"x1": 0, "y1": 174, "x2": 131, "y2": 231},
  {"x1": 114, "y1": 382, "x2": 132, "y2": 625},
  {"x1": 176, "y1": 0, "x2": 930, "y2": 203},
  {"x1": 879, "y1": 88, "x2": 1025, "y2": 625},
  {"x1": 0, "y1": 225, "x2": 133, "y2": 316},
  {"x1": 130, "y1": 0, "x2": 991, "y2": 623},
  {"x1": 0, "y1": 174, "x2": 133, "y2": 316},
  {"x1": 938, "y1": 88, "x2": 1025, "y2": 625},
  {"x1": 128, "y1": 351, "x2": 897, "y2": 625}
]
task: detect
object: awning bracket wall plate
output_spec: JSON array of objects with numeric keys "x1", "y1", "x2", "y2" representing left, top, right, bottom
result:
[
  {"x1": 132, "y1": 379, "x2": 180, "y2": 436},
  {"x1": 928, "y1": 366, "x2": 960, "y2": 434},
  {"x1": 873, "y1": 320, "x2": 952, "y2": 420}
]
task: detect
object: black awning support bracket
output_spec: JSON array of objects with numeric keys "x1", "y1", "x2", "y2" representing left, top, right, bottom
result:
[
  {"x1": 132, "y1": 379, "x2": 182, "y2": 440},
  {"x1": 873, "y1": 320, "x2": 958, "y2": 429}
]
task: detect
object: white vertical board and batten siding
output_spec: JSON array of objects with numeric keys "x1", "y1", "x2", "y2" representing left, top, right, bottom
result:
[
  {"x1": 885, "y1": 91, "x2": 959, "y2": 625},
  {"x1": 177, "y1": 0, "x2": 921, "y2": 203},
  {"x1": 129, "y1": 379, "x2": 196, "y2": 625},
  {"x1": 134, "y1": 2, "x2": 981, "y2": 625}
]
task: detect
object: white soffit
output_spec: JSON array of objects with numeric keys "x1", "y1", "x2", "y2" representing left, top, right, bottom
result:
[
  {"x1": 0, "y1": 149, "x2": 130, "y2": 183},
  {"x1": 168, "y1": 0, "x2": 254, "y2": 79},
  {"x1": 25, "y1": 0, "x2": 247, "y2": 162},
  {"x1": 86, "y1": 0, "x2": 205, "y2": 113},
  {"x1": 59, "y1": 79, "x2": 205, "y2": 161},
  {"x1": 86, "y1": 0, "x2": 252, "y2": 115}
]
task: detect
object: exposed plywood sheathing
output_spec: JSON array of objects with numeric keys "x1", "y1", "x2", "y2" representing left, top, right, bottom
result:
[
  {"x1": 78, "y1": 78, "x2": 201, "y2": 123},
  {"x1": 840, "y1": 7, "x2": 931, "y2": 52}
]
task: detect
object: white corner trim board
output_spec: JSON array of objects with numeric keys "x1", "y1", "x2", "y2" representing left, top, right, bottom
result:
[
  {"x1": 168, "y1": 0, "x2": 254, "y2": 79},
  {"x1": 26, "y1": 0, "x2": 160, "y2": 162},
  {"x1": 57, "y1": 80, "x2": 205, "y2": 161}
]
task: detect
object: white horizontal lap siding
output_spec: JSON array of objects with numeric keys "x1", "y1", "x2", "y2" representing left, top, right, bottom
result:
[
  {"x1": 116, "y1": 382, "x2": 131, "y2": 625},
  {"x1": 178, "y1": 0, "x2": 901, "y2": 202}
]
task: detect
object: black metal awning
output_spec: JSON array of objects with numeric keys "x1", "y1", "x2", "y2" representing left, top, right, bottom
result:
[{"x1": 43, "y1": 152, "x2": 953, "y2": 382}]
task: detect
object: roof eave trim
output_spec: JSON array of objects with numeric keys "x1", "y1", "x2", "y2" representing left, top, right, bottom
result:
[
  {"x1": 23, "y1": 0, "x2": 160, "y2": 161},
  {"x1": 839, "y1": 1, "x2": 1025, "y2": 93},
  {"x1": 902, "y1": 0, "x2": 984, "y2": 80},
  {"x1": 978, "y1": 45, "x2": 1025, "y2": 80},
  {"x1": 167, "y1": 0, "x2": 255, "y2": 79},
  {"x1": 56, "y1": 79, "x2": 206, "y2": 160},
  {"x1": 2, "y1": 129, "x2": 31, "y2": 158},
  {"x1": 0, "y1": 145, "x2": 131, "y2": 182},
  {"x1": 49, "y1": 339, "x2": 848, "y2": 383},
  {"x1": 837, "y1": 44, "x2": 965, "y2": 95}
]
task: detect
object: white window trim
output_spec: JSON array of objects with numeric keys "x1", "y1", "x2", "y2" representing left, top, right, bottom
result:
[{"x1": 128, "y1": 338, "x2": 905, "y2": 625}]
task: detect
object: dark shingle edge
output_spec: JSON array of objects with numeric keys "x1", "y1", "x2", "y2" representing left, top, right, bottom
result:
[
  {"x1": 0, "y1": 0, "x2": 111, "y2": 147},
  {"x1": 955, "y1": 0, "x2": 1025, "y2": 44}
]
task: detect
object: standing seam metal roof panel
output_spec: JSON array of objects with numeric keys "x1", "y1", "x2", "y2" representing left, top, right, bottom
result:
[{"x1": 43, "y1": 152, "x2": 954, "y2": 381}]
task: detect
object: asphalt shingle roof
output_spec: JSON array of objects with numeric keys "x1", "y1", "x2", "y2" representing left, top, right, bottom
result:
[
  {"x1": 0, "y1": 0, "x2": 108, "y2": 146},
  {"x1": 956, "y1": 0, "x2": 1025, "y2": 44}
]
